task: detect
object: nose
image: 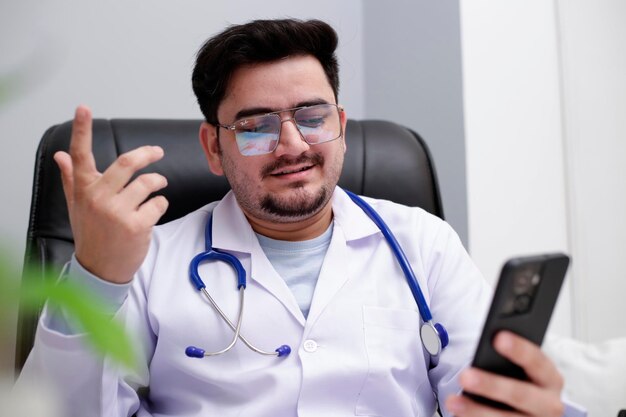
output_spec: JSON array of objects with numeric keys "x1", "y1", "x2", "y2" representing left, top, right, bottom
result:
[{"x1": 273, "y1": 117, "x2": 310, "y2": 157}]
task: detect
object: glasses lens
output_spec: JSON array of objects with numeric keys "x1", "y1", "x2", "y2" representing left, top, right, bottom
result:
[
  {"x1": 233, "y1": 115, "x2": 281, "y2": 156},
  {"x1": 294, "y1": 104, "x2": 341, "y2": 145}
]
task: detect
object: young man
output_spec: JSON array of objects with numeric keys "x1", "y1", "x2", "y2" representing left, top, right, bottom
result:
[{"x1": 19, "y1": 19, "x2": 576, "y2": 416}]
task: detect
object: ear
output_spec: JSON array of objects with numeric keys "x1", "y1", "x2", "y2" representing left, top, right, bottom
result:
[
  {"x1": 340, "y1": 107, "x2": 348, "y2": 153},
  {"x1": 199, "y1": 122, "x2": 224, "y2": 176}
]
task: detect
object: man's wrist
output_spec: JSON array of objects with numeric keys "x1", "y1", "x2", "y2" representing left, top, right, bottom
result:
[{"x1": 67, "y1": 254, "x2": 132, "y2": 314}]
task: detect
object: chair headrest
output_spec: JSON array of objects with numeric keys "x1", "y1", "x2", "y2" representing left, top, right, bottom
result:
[{"x1": 28, "y1": 118, "x2": 443, "y2": 245}]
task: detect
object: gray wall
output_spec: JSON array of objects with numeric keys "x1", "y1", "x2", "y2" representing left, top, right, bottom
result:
[{"x1": 363, "y1": 1, "x2": 467, "y2": 245}]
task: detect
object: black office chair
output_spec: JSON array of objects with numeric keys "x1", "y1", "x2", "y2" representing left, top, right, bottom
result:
[{"x1": 15, "y1": 118, "x2": 444, "y2": 371}]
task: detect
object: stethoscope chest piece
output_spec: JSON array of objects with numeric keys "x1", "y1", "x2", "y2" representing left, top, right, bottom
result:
[{"x1": 420, "y1": 321, "x2": 449, "y2": 357}]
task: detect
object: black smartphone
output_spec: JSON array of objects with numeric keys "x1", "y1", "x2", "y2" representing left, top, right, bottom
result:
[{"x1": 464, "y1": 253, "x2": 570, "y2": 410}]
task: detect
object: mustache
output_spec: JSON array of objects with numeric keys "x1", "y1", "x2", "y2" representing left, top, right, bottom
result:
[{"x1": 261, "y1": 152, "x2": 324, "y2": 178}]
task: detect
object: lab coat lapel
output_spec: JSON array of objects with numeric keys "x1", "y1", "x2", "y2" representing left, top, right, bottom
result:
[
  {"x1": 212, "y1": 192, "x2": 306, "y2": 326},
  {"x1": 305, "y1": 227, "x2": 350, "y2": 325},
  {"x1": 306, "y1": 188, "x2": 380, "y2": 325},
  {"x1": 249, "y1": 247, "x2": 306, "y2": 326}
]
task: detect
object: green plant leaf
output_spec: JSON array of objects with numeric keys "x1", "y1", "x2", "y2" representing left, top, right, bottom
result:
[{"x1": 2, "y1": 256, "x2": 137, "y2": 370}]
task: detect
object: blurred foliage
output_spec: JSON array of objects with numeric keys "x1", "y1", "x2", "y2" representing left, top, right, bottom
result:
[
  {"x1": 0, "y1": 71, "x2": 23, "y2": 109},
  {"x1": 0, "y1": 253, "x2": 137, "y2": 370},
  {"x1": 0, "y1": 67, "x2": 136, "y2": 371}
]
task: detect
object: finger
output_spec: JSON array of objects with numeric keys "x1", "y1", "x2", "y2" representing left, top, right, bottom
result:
[
  {"x1": 100, "y1": 146, "x2": 165, "y2": 193},
  {"x1": 54, "y1": 151, "x2": 75, "y2": 207},
  {"x1": 446, "y1": 393, "x2": 523, "y2": 417},
  {"x1": 459, "y1": 368, "x2": 564, "y2": 416},
  {"x1": 494, "y1": 331, "x2": 564, "y2": 390},
  {"x1": 118, "y1": 173, "x2": 168, "y2": 209},
  {"x1": 69, "y1": 105, "x2": 99, "y2": 185},
  {"x1": 135, "y1": 195, "x2": 169, "y2": 227}
]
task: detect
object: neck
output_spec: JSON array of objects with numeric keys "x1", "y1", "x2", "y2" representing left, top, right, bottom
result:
[{"x1": 244, "y1": 202, "x2": 333, "y2": 241}]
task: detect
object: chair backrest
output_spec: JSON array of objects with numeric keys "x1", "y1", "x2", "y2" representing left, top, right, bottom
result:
[{"x1": 15, "y1": 118, "x2": 444, "y2": 371}]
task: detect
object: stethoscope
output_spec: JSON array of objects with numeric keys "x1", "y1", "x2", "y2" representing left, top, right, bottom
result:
[{"x1": 185, "y1": 189, "x2": 449, "y2": 363}]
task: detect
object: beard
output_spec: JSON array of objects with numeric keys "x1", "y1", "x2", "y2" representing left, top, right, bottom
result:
[
  {"x1": 220, "y1": 147, "x2": 343, "y2": 224},
  {"x1": 260, "y1": 182, "x2": 330, "y2": 220}
]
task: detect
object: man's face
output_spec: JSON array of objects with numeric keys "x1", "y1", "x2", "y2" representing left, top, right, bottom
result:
[{"x1": 200, "y1": 55, "x2": 347, "y2": 225}]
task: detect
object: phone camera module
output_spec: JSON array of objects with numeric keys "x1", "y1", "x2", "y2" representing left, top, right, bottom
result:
[
  {"x1": 513, "y1": 267, "x2": 542, "y2": 295},
  {"x1": 503, "y1": 265, "x2": 541, "y2": 316},
  {"x1": 513, "y1": 294, "x2": 532, "y2": 314},
  {"x1": 513, "y1": 271, "x2": 533, "y2": 294}
]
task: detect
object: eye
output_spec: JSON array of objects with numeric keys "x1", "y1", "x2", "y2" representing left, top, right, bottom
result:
[
  {"x1": 240, "y1": 124, "x2": 271, "y2": 134},
  {"x1": 295, "y1": 105, "x2": 333, "y2": 128},
  {"x1": 235, "y1": 117, "x2": 275, "y2": 134},
  {"x1": 297, "y1": 116, "x2": 325, "y2": 128}
]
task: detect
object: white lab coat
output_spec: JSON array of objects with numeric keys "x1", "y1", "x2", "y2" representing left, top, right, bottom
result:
[{"x1": 20, "y1": 187, "x2": 493, "y2": 417}]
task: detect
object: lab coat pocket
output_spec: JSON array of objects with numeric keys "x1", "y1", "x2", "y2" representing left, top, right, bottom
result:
[{"x1": 356, "y1": 305, "x2": 433, "y2": 417}]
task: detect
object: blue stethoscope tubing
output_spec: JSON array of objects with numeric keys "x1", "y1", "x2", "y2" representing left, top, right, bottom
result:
[
  {"x1": 186, "y1": 215, "x2": 291, "y2": 359},
  {"x1": 344, "y1": 190, "x2": 449, "y2": 360},
  {"x1": 186, "y1": 189, "x2": 448, "y2": 361}
]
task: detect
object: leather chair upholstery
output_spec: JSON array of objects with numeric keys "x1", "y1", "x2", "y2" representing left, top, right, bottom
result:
[{"x1": 16, "y1": 118, "x2": 444, "y2": 371}]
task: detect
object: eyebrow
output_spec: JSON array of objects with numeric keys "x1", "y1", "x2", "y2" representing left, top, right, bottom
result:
[{"x1": 233, "y1": 98, "x2": 331, "y2": 121}]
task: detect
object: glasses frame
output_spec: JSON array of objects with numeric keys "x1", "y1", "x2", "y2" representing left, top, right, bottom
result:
[{"x1": 217, "y1": 103, "x2": 345, "y2": 156}]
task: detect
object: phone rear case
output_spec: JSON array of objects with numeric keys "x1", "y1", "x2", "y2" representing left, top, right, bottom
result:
[{"x1": 466, "y1": 253, "x2": 570, "y2": 409}]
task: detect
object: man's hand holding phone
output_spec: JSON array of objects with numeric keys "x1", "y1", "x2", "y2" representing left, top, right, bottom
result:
[
  {"x1": 445, "y1": 253, "x2": 570, "y2": 416},
  {"x1": 446, "y1": 331, "x2": 565, "y2": 416}
]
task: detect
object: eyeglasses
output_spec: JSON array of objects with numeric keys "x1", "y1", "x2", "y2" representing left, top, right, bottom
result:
[{"x1": 217, "y1": 103, "x2": 344, "y2": 156}]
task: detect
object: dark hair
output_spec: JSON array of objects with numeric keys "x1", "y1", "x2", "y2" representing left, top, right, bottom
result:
[{"x1": 192, "y1": 19, "x2": 339, "y2": 125}]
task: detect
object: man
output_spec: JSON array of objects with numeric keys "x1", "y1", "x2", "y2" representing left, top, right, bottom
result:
[{"x1": 19, "y1": 19, "x2": 574, "y2": 416}]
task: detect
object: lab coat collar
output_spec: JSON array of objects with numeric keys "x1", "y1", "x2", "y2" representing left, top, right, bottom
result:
[
  {"x1": 211, "y1": 191, "x2": 257, "y2": 254},
  {"x1": 331, "y1": 187, "x2": 381, "y2": 242},
  {"x1": 211, "y1": 187, "x2": 382, "y2": 252},
  {"x1": 209, "y1": 188, "x2": 383, "y2": 327},
  {"x1": 212, "y1": 193, "x2": 304, "y2": 324}
]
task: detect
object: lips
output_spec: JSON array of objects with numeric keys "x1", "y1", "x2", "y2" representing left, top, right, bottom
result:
[
  {"x1": 261, "y1": 153, "x2": 324, "y2": 179},
  {"x1": 271, "y1": 164, "x2": 314, "y2": 176}
]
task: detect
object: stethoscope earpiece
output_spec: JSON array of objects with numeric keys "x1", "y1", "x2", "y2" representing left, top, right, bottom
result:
[
  {"x1": 275, "y1": 345, "x2": 291, "y2": 357},
  {"x1": 185, "y1": 346, "x2": 206, "y2": 358}
]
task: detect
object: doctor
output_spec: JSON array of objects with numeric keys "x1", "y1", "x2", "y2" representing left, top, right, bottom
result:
[{"x1": 20, "y1": 19, "x2": 573, "y2": 417}]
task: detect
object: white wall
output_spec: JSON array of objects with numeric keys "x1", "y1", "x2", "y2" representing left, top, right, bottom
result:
[
  {"x1": 461, "y1": 0, "x2": 626, "y2": 342},
  {"x1": 461, "y1": 0, "x2": 573, "y2": 337},
  {"x1": 556, "y1": 0, "x2": 626, "y2": 342}
]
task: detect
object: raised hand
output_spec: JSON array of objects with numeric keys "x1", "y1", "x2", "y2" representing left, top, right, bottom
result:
[
  {"x1": 445, "y1": 331, "x2": 565, "y2": 416},
  {"x1": 54, "y1": 105, "x2": 169, "y2": 284}
]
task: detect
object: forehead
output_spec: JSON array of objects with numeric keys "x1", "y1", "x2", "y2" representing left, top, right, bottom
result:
[{"x1": 218, "y1": 55, "x2": 336, "y2": 119}]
